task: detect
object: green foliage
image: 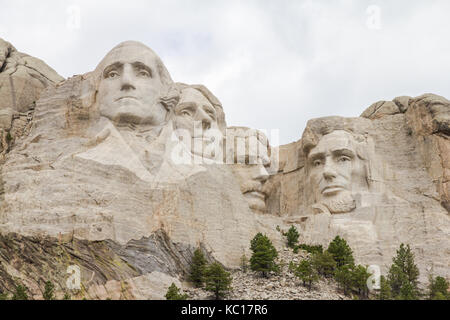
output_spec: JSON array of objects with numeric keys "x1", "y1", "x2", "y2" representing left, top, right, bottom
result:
[
  {"x1": 311, "y1": 251, "x2": 336, "y2": 278},
  {"x1": 296, "y1": 244, "x2": 323, "y2": 255},
  {"x1": 189, "y1": 248, "x2": 207, "y2": 287},
  {"x1": 397, "y1": 281, "x2": 417, "y2": 300},
  {"x1": 428, "y1": 275, "x2": 449, "y2": 300},
  {"x1": 12, "y1": 284, "x2": 29, "y2": 300},
  {"x1": 378, "y1": 275, "x2": 392, "y2": 300},
  {"x1": 63, "y1": 293, "x2": 71, "y2": 300},
  {"x1": 327, "y1": 236, "x2": 354, "y2": 268},
  {"x1": 294, "y1": 259, "x2": 319, "y2": 291},
  {"x1": 43, "y1": 281, "x2": 55, "y2": 300},
  {"x1": 0, "y1": 292, "x2": 8, "y2": 300},
  {"x1": 387, "y1": 243, "x2": 420, "y2": 299},
  {"x1": 165, "y1": 283, "x2": 189, "y2": 300},
  {"x1": 250, "y1": 233, "x2": 278, "y2": 278},
  {"x1": 334, "y1": 265, "x2": 353, "y2": 296},
  {"x1": 283, "y1": 226, "x2": 300, "y2": 248},
  {"x1": 204, "y1": 262, "x2": 232, "y2": 300},
  {"x1": 351, "y1": 265, "x2": 371, "y2": 299},
  {"x1": 240, "y1": 254, "x2": 249, "y2": 273}
]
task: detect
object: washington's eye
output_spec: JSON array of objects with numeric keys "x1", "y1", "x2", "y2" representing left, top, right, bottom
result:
[
  {"x1": 138, "y1": 69, "x2": 151, "y2": 77},
  {"x1": 106, "y1": 71, "x2": 120, "y2": 79}
]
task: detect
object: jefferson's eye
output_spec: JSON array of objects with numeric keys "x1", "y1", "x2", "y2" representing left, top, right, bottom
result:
[
  {"x1": 181, "y1": 110, "x2": 192, "y2": 117},
  {"x1": 338, "y1": 156, "x2": 351, "y2": 162},
  {"x1": 313, "y1": 160, "x2": 322, "y2": 167}
]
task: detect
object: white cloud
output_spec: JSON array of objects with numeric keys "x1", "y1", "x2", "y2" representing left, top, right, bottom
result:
[{"x1": 1, "y1": 0, "x2": 449, "y2": 145}]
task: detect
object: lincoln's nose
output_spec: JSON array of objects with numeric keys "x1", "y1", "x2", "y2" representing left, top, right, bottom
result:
[{"x1": 322, "y1": 161, "x2": 337, "y2": 180}]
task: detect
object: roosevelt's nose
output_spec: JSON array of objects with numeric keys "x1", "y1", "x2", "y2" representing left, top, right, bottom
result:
[
  {"x1": 253, "y1": 163, "x2": 269, "y2": 183},
  {"x1": 322, "y1": 160, "x2": 337, "y2": 180},
  {"x1": 120, "y1": 64, "x2": 136, "y2": 91}
]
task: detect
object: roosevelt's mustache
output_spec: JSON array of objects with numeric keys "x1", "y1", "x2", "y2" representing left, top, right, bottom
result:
[{"x1": 240, "y1": 180, "x2": 265, "y2": 195}]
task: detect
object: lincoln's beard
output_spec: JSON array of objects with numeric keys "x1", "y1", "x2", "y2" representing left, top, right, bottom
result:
[{"x1": 319, "y1": 191, "x2": 356, "y2": 214}]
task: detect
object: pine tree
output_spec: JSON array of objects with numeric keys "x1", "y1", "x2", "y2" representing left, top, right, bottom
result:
[
  {"x1": 378, "y1": 275, "x2": 392, "y2": 300},
  {"x1": 311, "y1": 251, "x2": 336, "y2": 278},
  {"x1": 327, "y1": 236, "x2": 354, "y2": 268},
  {"x1": 189, "y1": 248, "x2": 207, "y2": 287},
  {"x1": 295, "y1": 259, "x2": 319, "y2": 291},
  {"x1": 240, "y1": 254, "x2": 249, "y2": 273},
  {"x1": 427, "y1": 275, "x2": 449, "y2": 300},
  {"x1": 397, "y1": 281, "x2": 417, "y2": 300},
  {"x1": 351, "y1": 265, "x2": 371, "y2": 299},
  {"x1": 334, "y1": 265, "x2": 353, "y2": 296},
  {"x1": 63, "y1": 293, "x2": 71, "y2": 300},
  {"x1": 250, "y1": 233, "x2": 278, "y2": 278},
  {"x1": 204, "y1": 263, "x2": 232, "y2": 300},
  {"x1": 43, "y1": 281, "x2": 55, "y2": 300},
  {"x1": 165, "y1": 283, "x2": 189, "y2": 300},
  {"x1": 387, "y1": 243, "x2": 420, "y2": 299},
  {"x1": 12, "y1": 284, "x2": 28, "y2": 300},
  {"x1": 283, "y1": 225, "x2": 299, "y2": 248}
]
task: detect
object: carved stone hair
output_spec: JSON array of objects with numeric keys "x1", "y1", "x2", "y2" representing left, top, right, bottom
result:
[{"x1": 160, "y1": 82, "x2": 227, "y2": 133}]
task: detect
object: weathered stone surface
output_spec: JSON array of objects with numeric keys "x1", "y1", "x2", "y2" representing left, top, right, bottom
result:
[{"x1": 0, "y1": 38, "x2": 63, "y2": 115}]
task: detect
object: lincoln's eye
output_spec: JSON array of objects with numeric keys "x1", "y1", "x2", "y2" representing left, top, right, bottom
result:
[{"x1": 313, "y1": 160, "x2": 322, "y2": 167}]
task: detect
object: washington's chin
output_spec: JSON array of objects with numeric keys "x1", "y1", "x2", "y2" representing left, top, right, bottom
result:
[
  {"x1": 244, "y1": 192, "x2": 267, "y2": 212},
  {"x1": 103, "y1": 108, "x2": 154, "y2": 125}
]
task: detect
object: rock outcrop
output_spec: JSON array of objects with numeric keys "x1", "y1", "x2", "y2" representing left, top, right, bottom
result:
[
  {"x1": 0, "y1": 39, "x2": 448, "y2": 299},
  {"x1": 0, "y1": 37, "x2": 64, "y2": 159}
]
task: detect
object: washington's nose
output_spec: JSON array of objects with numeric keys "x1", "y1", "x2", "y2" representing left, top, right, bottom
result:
[{"x1": 120, "y1": 64, "x2": 136, "y2": 91}]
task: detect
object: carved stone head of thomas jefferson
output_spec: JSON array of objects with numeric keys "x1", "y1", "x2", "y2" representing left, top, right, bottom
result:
[{"x1": 94, "y1": 41, "x2": 173, "y2": 126}]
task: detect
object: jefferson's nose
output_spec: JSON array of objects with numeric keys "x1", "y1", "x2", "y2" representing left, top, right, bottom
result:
[
  {"x1": 197, "y1": 108, "x2": 212, "y2": 131},
  {"x1": 120, "y1": 64, "x2": 136, "y2": 91},
  {"x1": 322, "y1": 161, "x2": 337, "y2": 180}
]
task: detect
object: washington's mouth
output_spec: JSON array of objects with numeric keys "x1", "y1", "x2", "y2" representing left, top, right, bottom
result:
[
  {"x1": 115, "y1": 96, "x2": 139, "y2": 101},
  {"x1": 321, "y1": 185, "x2": 345, "y2": 195}
]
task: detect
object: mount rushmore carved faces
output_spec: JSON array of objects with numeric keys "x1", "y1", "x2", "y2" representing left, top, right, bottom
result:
[
  {"x1": 305, "y1": 130, "x2": 369, "y2": 214},
  {"x1": 95, "y1": 41, "x2": 172, "y2": 126}
]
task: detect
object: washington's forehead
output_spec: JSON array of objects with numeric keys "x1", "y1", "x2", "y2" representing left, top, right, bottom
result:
[{"x1": 98, "y1": 44, "x2": 159, "y2": 71}]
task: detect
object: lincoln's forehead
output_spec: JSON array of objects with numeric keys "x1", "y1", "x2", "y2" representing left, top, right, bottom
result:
[{"x1": 310, "y1": 130, "x2": 356, "y2": 155}]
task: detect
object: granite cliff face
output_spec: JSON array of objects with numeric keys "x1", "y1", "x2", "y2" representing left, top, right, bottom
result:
[{"x1": 0, "y1": 39, "x2": 448, "y2": 299}]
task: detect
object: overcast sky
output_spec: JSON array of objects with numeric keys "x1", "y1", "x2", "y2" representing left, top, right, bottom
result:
[{"x1": 1, "y1": 0, "x2": 450, "y2": 145}]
